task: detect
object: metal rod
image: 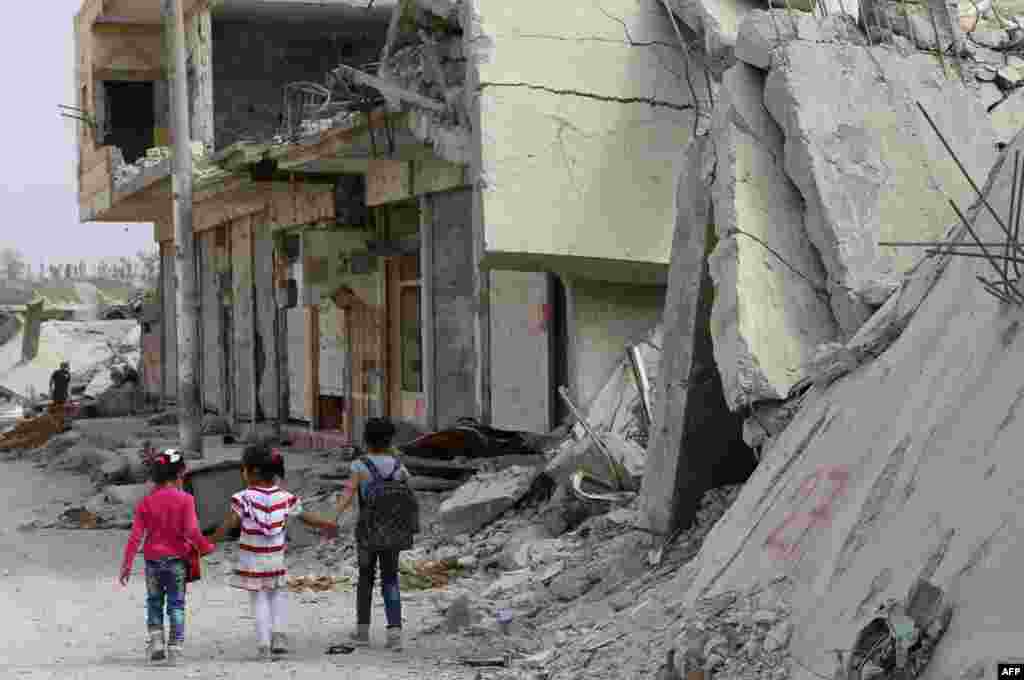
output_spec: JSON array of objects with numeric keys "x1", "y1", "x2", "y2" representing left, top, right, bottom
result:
[
  {"x1": 1014, "y1": 151, "x2": 1024, "y2": 278},
  {"x1": 917, "y1": 102, "x2": 1024, "y2": 255},
  {"x1": 1006, "y1": 151, "x2": 1019, "y2": 282},
  {"x1": 977, "y1": 276, "x2": 1017, "y2": 304},
  {"x1": 949, "y1": 198, "x2": 1024, "y2": 304},
  {"x1": 880, "y1": 241, "x2": 1019, "y2": 247},
  {"x1": 557, "y1": 385, "x2": 623, "y2": 487},
  {"x1": 626, "y1": 345, "x2": 653, "y2": 429},
  {"x1": 924, "y1": 249, "x2": 1024, "y2": 264},
  {"x1": 926, "y1": 2, "x2": 949, "y2": 77}
]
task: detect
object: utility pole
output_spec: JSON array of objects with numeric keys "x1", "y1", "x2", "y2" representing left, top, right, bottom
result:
[{"x1": 164, "y1": 0, "x2": 202, "y2": 457}]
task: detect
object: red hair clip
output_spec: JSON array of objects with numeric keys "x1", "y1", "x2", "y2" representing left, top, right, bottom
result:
[{"x1": 271, "y1": 449, "x2": 283, "y2": 464}]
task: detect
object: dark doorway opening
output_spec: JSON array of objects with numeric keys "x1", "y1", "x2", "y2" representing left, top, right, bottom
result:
[
  {"x1": 547, "y1": 273, "x2": 569, "y2": 430},
  {"x1": 668, "y1": 216, "x2": 757, "y2": 535},
  {"x1": 104, "y1": 81, "x2": 155, "y2": 165}
]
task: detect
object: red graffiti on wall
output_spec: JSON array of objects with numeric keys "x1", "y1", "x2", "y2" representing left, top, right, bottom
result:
[
  {"x1": 764, "y1": 465, "x2": 849, "y2": 560},
  {"x1": 527, "y1": 303, "x2": 552, "y2": 336}
]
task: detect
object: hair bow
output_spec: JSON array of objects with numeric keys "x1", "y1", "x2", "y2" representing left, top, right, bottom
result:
[{"x1": 157, "y1": 449, "x2": 183, "y2": 465}]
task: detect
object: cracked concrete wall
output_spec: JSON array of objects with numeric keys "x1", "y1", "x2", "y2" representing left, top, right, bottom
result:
[
  {"x1": 564, "y1": 276, "x2": 666, "y2": 414},
  {"x1": 489, "y1": 270, "x2": 551, "y2": 432},
  {"x1": 211, "y1": 20, "x2": 385, "y2": 150},
  {"x1": 709, "y1": 62, "x2": 839, "y2": 409},
  {"x1": 677, "y1": 134, "x2": 1024, "y2": 677},
  {"x1": 760, "y1": 39, "x2": 999, "y2": 335},
  {"x1": 465, "y1": 0, "x2": 702, "y2": 281}
]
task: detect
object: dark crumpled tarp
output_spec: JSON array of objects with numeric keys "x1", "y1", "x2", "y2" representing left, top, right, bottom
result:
[{"x1": 399, "y1": 417, "x2": 549, "y2": 460}]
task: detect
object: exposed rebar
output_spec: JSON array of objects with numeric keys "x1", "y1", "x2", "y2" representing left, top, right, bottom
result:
[
  {"x1": 917, "y1": 102, "x2": 1024, "y2": 255},
  {"x1": 949, "y1": 198, "x2": 1024, "y2": 304},
  {"x1": 1013, "y1": 151, "x2": 1024, "y2": 278}
]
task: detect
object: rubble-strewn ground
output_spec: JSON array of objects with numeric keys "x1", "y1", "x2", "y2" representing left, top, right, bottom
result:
[{"x1": 1, "y1": 410, "x2": 759, "y2": 680}]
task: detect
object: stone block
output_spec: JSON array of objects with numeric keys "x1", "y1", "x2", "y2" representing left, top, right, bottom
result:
[
  {"x1": 710, "y1": 62, "x2": 838, "y2": 409},
  {"x1": 103, "y1": 483, "x2": 151, "y2": 507},
  {"x1": 764, "y1": 43, "x2": 999, "y2": 335},
  {"x1": 438, "y1": 465, "x2": 541, "y2": 535},
  {"x1": 735, "y1": 10, "x2": 866, "y2": 71}
]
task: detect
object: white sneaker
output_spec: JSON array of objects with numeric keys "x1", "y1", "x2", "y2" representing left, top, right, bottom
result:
[
  {"x1": 386, "y1": 627, "x2": 403, "y2": 652},
  {"x1": 147, "y1": 631, "x2": 165, "y2": 663},
  {"x1": 166, "y1": 643, "x2": 182, "y2": 666}
]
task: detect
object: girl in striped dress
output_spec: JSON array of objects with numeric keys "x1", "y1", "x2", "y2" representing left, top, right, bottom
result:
[{"x1": 209, "y1": 444, "x2": 337, "y2": 659}]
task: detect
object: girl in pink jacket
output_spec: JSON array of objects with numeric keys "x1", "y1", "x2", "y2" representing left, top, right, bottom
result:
[{"x1": 119, "y1": 449, "x2": 214, "y2": 665}]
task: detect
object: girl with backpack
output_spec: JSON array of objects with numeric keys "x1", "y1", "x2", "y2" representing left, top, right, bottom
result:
[
  {"x1": 208, "y1": 444, "x2": 338, "y2": 660},
  {"x1": 119, "y1": 449, "x2": 214, "y2": 665},
  {"x1": 335, "y1": 417, "x2": 416, "y2": 652}
]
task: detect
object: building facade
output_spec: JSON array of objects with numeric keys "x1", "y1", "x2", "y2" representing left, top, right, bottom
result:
[{"x1": 74, "y1": 0, "x2": 696, "y2": 444}]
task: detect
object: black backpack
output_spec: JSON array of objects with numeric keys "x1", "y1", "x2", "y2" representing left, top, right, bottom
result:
[{"x1": 355, "y1": 456, "x2": 420, "y2": 551}]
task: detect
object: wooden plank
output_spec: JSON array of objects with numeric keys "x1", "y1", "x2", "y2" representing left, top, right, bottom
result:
[
  {"x1": 195, "y1": 199, "x2": 266, "y2": 234},
  {"x1": 80, "y1": 144, "x2": 111, "y2": 176},
  {"x1": 413, "y1": 159, "x2": 467, "y2": 196},
  {"x1": 367, "y1": 160, "x2": 412, "y2": 206},
  {"x1": 79, "y1": 154, "x2": 111, "y2": 201},
  {"x1": 304, "y1": 305, "x2": 320, "y2": 426},
  {"x1": 94, "y1": 68, "x2": 163, "y2": 82}
]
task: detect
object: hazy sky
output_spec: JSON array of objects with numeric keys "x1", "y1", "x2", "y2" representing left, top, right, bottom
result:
[{"x1": 0, "y1": 2, "x2": 154, "y2": 269}]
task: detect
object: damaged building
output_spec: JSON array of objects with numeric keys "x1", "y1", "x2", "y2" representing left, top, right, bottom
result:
[{"x1": 72, "y1": 0, "x2": 701, "y2": 449}]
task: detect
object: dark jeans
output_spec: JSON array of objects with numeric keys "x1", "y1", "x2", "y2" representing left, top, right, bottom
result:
[
  {"x1": 145, "y1": 557, "x2": 187, "y2": 643},
  {"x1": 356, "y1": 548, "x2": 402, "y2": 628}
]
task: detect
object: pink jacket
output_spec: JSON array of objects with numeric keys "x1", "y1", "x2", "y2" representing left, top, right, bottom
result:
[{"x1": 121, "y1": 486, "x2": 214, "y2": 572}]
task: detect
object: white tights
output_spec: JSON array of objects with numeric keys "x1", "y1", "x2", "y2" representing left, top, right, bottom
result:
[{"x1": 249, "y1": 589, "x2": 286, "y2": 647}]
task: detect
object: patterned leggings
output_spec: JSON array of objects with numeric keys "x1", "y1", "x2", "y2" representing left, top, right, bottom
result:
[{"x1": 145, "y1": 557, "x2": 187, "y2": 643}]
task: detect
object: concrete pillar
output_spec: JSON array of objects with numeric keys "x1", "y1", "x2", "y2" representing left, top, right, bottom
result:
[
  {"x1": 161, "y1": 241, "x2": 178, "y2": 404},
  {"x1": 198, "y1": 231, "x2": 223, "y2": 413},
  {"x1": 419, "y1": 196, "x2": 438, "y2": 431},
  {"x1": 254, "y1": 219, "x2": 278, "y2": 421},
  {"x1": 427, "y1": 188, "x2": 479, "y2": 428},
  {"x1": 640, "y1": 136, "x2": 754, "y2": 535},
  {"x1": 304, "y1": 303, "x2": 320, "y2": 428},
  {"x1": 20, "y1": 300, "x2": 44, "y2": 363},
  {"x1": 231, "y1": 218, "x2": 255, "y2": 426}
]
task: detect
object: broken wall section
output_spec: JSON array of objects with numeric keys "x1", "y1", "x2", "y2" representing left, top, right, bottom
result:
[
  {"x1": 465, "y1": 0, "x2": 706, "y2": 276},
  {"x1": 750, "y1": 18, "x2": 999, "y2": 333},
  {"x1": 211, "y1": 19, "x2": 385, "y2": 149}
]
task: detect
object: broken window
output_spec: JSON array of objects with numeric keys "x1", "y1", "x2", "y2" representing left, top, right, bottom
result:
[{"x1": 103, "y1": 81, "x2": 156, "y2": 165}]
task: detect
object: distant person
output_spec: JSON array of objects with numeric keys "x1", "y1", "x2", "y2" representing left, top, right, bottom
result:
[
  {"x1": 336, "y1": 418, "x2": 418, "y2": 651},
  {"x1": 119, "y1": 449, "x2": 214, "y2": 665},
  {"x1": 208, "y1": 445, "x2": 337, "y2": 660},
  {"x1": 48, "y1": 361, "x2": 71, "y2": 420}
]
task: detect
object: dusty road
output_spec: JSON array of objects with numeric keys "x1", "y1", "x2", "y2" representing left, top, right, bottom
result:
[{"x1": 0, "y1": 459, "x2": 474, "y2": 680}]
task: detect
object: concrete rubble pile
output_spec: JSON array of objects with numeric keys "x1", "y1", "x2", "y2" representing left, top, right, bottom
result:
[{"x1": 111, "y1": 141, "x2": 221, "y2": 189}]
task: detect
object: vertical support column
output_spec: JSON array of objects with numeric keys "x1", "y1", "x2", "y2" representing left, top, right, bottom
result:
[
  {"x1": 470, "y1": 187, "x2": 491, "y2": 425},
  {"x1": 249, "y1": 219, "x2": 258, "y2": 440},
  {"x1": 419, "y1": 196, "x2": 437, "y2": 431},
  {"x1": 304, "y1": 304, "x2": 320, "y2": 430},
  {"x1": 164, "y1": 0, "x2": 201, "y2": 455}
]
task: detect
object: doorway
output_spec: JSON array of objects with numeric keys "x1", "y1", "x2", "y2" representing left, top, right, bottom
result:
[{"x1": 387, "y1": 255, "x2": 424, "y2": 424}]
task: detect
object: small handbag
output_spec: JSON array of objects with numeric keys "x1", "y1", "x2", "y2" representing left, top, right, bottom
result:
[{"x1": 185, "y1": 542, "x2": 202, "y2": 584}]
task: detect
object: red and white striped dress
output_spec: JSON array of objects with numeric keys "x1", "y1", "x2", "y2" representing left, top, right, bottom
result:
[{"x1": 228, "y1": 486, "x2": 304, "y2": 592}]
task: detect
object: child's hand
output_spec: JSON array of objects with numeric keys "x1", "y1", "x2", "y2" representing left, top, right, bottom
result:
[{"x1": 118, "y1": 566, "x2": 131, "y2": 586}]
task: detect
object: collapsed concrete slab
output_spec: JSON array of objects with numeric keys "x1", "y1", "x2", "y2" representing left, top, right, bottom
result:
[
  {"x1": 709, "y1": 63, "x2": 839, "y2": 409},
  {"x1": 734, "y1": 10, "x2": 866, "y2": 71},
  {"x1": 439, "y1": 465, "x2": 541, "y2": 535},
  {"x1": 676, "y1": 134, "x2": 1024, "y2": 680},
  {"x1": 640, "y1": 130, "x2": 760, "y2": 535},
  {"x1": 665, "y1": 0, "x2": 761, "y2": 75},
  {"x1": 764, "y1": 42, "x2": 1000, "y2": 335}
]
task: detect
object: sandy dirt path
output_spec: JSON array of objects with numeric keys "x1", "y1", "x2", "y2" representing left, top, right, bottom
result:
[{"x1": 0, "y1": 460, "x2": 474, "y2": 680}]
